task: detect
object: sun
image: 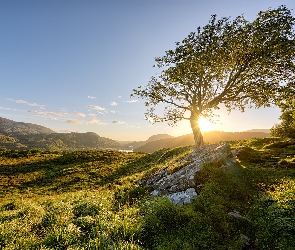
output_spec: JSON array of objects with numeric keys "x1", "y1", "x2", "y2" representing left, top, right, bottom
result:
[{"x1": 198, "y1": 117, "x2": 214, "y2": 132}]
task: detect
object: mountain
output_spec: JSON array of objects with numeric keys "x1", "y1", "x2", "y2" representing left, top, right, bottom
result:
[
  {"x1": 203, "y1": 131, "x2": 270, "y2": 143},
  {"x1": 134, "y1": 130, "x2": 271, "y2": 153},
  {"x1": 0, "y1": 117, "x2": 55, "y2": 135},
  {"x1": 134, "y1": 134, "x2": 193, "y2": 153},
  {"x1": 13, "y1": 132, "x2": 120, "y2": 150},
  {"x1": 0, "y1": 116, "x2": 272, "y2": 152},
  {"x1": 123, "y1": 134, "x2": 174, "y2": 149},
  {"x1": 0, "y1": 117, "x2": 120, "y2": 150},
  {"x1": 245, "y1": 129, "x2": 270, "y2": 133}
]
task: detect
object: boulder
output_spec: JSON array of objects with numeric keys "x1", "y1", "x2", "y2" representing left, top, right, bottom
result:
[
  {"x1": 138, "y1": 142, "x2": 236, "y2": 205},
  {"x1": 166, "y1": 188, "x2": 198, "y2": 206}
]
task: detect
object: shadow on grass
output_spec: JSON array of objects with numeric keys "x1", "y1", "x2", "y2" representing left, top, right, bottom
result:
[
  {"x1": 236, "y1": 146, "x2": 295, "y2": 187},
  {"x1": 0, "y1": 148, "x2": 189, "y2": 195},
  {"x1": 233, "y1": 145, "x2": 295, "y2": 250}
]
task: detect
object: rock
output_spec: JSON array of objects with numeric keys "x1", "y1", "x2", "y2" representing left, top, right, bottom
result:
[
  {"x1": 137, "y1": 166, "x2": 168, "y2": 187},
  {"x1": 166, "y1": 188, "x2": 197, "y2": 206},
  {"x1": 240, "y1": 234, "x2": 250, "y2": 246},
  {"x1": 231, "y1": 147, "x2": 247, "y2": 157},
  {"x1": 228, "y1": 210, "x2": 244, "y2": 218},
  {"x1": 138, "y1": 143, "x2": 237, "y2": 205}
]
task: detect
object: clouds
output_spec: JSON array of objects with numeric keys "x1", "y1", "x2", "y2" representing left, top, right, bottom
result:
[
  {"x1": 112, "y1": 120, "x2": 125, "y2": 124},
  {"x1": 67, "y1": 118, "x2": 107, "y2": 125},
  {"x1": 6, "y1": 97, "x2": 108, "y2": 123},
  {"x1": 74, "y1": 112, "x2": 86, "y2": 117},
  {"x1": 4, "y1": 95, "x2": 139, "y2": 133},
  {"x1": 66, "y1": 119, "x2": 83, "y2": 125},
  {"x1": 7, "y1": 98, "x2": 45, "y2": 109},
  {"x1": 87, "y1": 105, "x2": 106, "y2": 111},
  {"x1": 87, "y1": 119, "x2": 107, "y2": 125},
  {"x1": 126, "y1": 100, "x2": 139, "y2": 103},
  {"x1": 28, "y1": 110, "x2": 69, "y2": 117}
]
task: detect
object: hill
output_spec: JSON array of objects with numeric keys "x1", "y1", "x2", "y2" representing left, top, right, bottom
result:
[
  {"x1": 0, "y1": 138, "x2": 294, "y2": 249},
  {"x1": 0, "y1": 117, "x2": 120, "y2": 150},
  {"x1": 134, "y1": 133, "x2": 194, "y2": 153},
  {"x1": 0, "y1": 131, "x2": 120, "y2": 150},
  {"x1": 134, "y1": 131, "x2": 270, "y2": 153},
  {"x1": 0, "y1": 117, "x2": 55, "y2": 135},
  {"x1": 122, "y1": 134, "x2": 174, "y2": 149},
  {"x1": 203, "y1": 130, "x2": 270, "y2": 143}
]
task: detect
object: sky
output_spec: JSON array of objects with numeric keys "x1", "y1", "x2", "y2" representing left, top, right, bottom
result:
[{"x1": 0, "y1": 0, "x2": 294, "y2": 141}]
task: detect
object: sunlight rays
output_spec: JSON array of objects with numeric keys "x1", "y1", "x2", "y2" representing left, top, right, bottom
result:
[{"x1": 198, "y1": 117, "x2": 214, "y2": 132}]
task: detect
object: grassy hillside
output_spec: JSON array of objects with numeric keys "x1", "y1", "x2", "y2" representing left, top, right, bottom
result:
[
  {"x1": 0, "y1": 138, "x2": 295, "y2": 249},
  {"x1": 134, "y1": 132, "x2": 270, "y2": 153},
  {"x1": 0, "y1": 132, "x2": 120, "y2": 151}
]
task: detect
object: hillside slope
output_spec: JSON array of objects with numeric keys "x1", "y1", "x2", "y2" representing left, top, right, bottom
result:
[
  {"x1": 124, "y1": 134, "x2": 174, "y2": 149},
  {"x1": 135, "y1": 134, "x2": 194, "y2": 153},
  {"x1": 134, "y1": 131, "x2": 270, "y2": 153},
  {"x1": 0, "y1": 117, "x2": 120, "y2": 150},
  {"x1": 0, "y1": 138, "x2": 294, "y2": 249},
  {"x1": 0, "y1": 117, "x2": 55, "y2": 135}
]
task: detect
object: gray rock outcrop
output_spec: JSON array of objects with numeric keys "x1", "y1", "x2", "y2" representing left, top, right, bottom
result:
[
  {"x1": 138, "y1": 143, "x2": 236, "y2": 205},
  {"x1": 166, "y1": 188, "x2": 198, "y2": 206}
]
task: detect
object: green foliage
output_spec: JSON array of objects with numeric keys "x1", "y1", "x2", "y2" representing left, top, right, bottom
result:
[
  {"x1": 72, "y1": 201, "x2": 101, "y2": 217},
  {"x1": 114, "y1": 185, "x2": 152, "y2": 208},
  {"x1": 139, "y1": 197, "x2": 191, "y2": 248},
  {"x1": 271, "y1": 99, "x2": 295, "y2": 139},
  {"x1": 0, "y1": 121, "x2": 121, "y2": 150},
  {"x1": 137, "y1": 161, "x2": 253, "y2": 249},
  {"x1": 248, "y1": 179, "x2": 295, "y2": 249},
  {"x1": 132, "y1": 6, "x2": 295, "y2": 147},
  {"x1": 0, "y1": 138, "x2": 295, "y2": 249},
  {"x1": 194, "y1": 159, "x2": 225, "y2": 188}
]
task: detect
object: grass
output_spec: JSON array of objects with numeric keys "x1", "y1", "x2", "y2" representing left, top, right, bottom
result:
[{"x1": 0, "y1": 139, "x2": 295, "y2": 249}]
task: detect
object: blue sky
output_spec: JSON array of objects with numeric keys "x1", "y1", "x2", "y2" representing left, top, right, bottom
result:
[{"x1": 0, "y1": 0, "x2": 294, "y2": 141}]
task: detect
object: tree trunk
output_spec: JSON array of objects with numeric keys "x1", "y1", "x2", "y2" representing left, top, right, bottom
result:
[{"x1": 190, "y1": 114, "x2": 204, "y2": 148}]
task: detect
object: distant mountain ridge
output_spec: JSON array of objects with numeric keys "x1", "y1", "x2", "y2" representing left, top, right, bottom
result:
[
  {"x1": 0, "y1": 117, "x2": 119, "y2": 150},
  {"x1": 124, "y1": 134, "x2": 174, "y2": 149},
  {"x1": 0, "y1": 116, "x2": 271, "y2": 152},
  {"x1": 0, "y1": 117, "x2": 55, "y2": 135},
  {"x1": 133, "y1": 130, "x2": 271, "y2": 153}
]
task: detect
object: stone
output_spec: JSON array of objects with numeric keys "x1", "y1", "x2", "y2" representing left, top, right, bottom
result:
[
  {"x1": 240, "y1": 234, "x2": 250, "y2": 246},
  {"x1": 228, "y1": 210, "x2": 244, "y2": 218},
  {"x1": 166, "y1": 188, "x2": 197, "y2": 206},
  {"x1": 138, "y1": 142, "x2": 237, "y2": 205}
]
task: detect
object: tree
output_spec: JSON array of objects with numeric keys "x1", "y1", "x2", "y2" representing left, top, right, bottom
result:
[
  {"x1": 271, "y1": 99, "x2": 295, "y2": 139},
  {"x1": 132, "y1": 6, "x2": 295, "y2": 148}
]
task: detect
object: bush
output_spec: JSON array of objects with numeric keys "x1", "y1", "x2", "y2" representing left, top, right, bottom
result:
[
  {"x1": 194, "y1": 159, "x2": 224, "y2": 187},
  {"x1": 114, "y1": 185, "x2": 152, "y2": 208},
  {"x1": 72, "y1": 201, "x2": 101, "y2": 217},
  {"x1": 73, "y1": 215, "x2": 98, "y2": 235},
  {"x1": 139, "y1": 197, "x2": 190, "y2": 248},
  {"x1": 248, "y1": 178, "x2": 295, "y2": 250}
]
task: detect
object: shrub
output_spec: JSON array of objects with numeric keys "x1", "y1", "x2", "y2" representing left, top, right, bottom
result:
[
  {"x1": 248, "y1": 179, "x2": 295, "y2": 250},
  {"x1": 1, "y1": 202, "x2": 16, "y2": 211},
  {"x1": 139, "y1": 197, "x2": 191, "y2": 248},
  {"x1": 73, "y1": 215, "x2": 98, "y2": 235},
  {"x1": 114, "y1": 185, "x2": 152, "y2": 208},
  {"x1": 72, "y1": 201, "x2": 101, "y2": 217}
]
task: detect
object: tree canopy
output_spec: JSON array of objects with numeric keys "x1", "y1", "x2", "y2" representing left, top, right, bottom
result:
[
  {"x1": 132, "y1": 6, "x2": 295, "y2": 147},
  {"x1": 271, "y1": 99, "x2": 295, "y2": 139}
]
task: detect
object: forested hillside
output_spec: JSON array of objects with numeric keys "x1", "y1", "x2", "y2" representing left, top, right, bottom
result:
[
  {"x1": 0, "y1": 117, "x2": 120, "y2": 150},
  {"x1": 0, "y1": 117, "x2": 55, "y2": 135}
]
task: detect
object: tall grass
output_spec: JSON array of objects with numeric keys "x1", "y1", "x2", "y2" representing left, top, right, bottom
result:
[{"x1": 1, "y1": 139, "x2": 295, "y2": 249}]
